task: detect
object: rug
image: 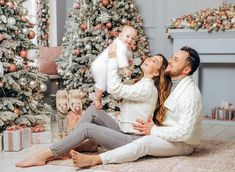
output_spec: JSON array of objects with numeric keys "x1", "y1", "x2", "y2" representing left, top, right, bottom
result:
[{"x1": 48, "y1": 139, "x2": 235, "y2": 172}]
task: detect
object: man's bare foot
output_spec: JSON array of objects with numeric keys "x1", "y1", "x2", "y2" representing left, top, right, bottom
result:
[
  {"x1": 15, "y1": 149, "x2": 53, "y2": 168},
  {"x1": 70, "y1": 150, "x2": 102, "y2": 168}
]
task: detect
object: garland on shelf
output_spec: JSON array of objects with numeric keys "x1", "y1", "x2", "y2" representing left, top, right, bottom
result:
[
  {"x1": 167, "y1": 3, "x2": 235, "y2": 33},
  {"x1": 36, "y1": 0, "x2": 50, "y2": 46}
]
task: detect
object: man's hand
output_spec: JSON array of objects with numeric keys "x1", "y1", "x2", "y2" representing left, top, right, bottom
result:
[
  {"x1": 108, "y1": 43, "x2": 117, "y2": 58},
  {"x1": 133, "y1": 115, "x2": 155, "y2": 135}
]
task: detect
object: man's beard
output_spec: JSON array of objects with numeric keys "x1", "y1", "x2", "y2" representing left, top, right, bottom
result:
[{"x1": 165, "y1": 68, "x2": 183, "y2": 77}]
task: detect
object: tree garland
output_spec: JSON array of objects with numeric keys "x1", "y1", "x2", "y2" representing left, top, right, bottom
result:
[{"x1": 36, "y1": 0, "x2": 50, "y2": 46}]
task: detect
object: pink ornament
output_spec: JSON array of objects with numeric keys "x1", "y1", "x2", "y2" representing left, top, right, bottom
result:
[
  {"x1": 0, "y1": 33, "x2": 4, "y2": 41},
  {"x1": 6, "y1": 1, "x2": 14, "y2": 9}
]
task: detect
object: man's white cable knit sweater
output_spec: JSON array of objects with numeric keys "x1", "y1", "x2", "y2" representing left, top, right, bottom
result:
[
  {"x1": 107, "y1": 58, "x2": 158, "y2": 134},
  {"x1": 151, "y1": 76, "x2": 203, "y2": 146}
]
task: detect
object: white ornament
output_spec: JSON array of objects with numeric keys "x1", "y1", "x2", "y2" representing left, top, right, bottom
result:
[
  {"x1": 22, "y1": 28, "x2": 29, "y2": 35},
  {"x1": 19, "y1": 77, "x2": 27, "y2": 86},
  {"x1": 7, "y1": 17, "x2": 16, "y2": 26},
  {"x1": 40, "y1": 83, "x2": 47, "y2": 92},
  {"x1": 29, "y1": 80, "x2": 37, "y2": 89}
]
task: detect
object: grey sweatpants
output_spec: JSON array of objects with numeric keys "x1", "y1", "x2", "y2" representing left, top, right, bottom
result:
[{"x1": 50, "y1": 105, "x2": 140, "y2": 156}]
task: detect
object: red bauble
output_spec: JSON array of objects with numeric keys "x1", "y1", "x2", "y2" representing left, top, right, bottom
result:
[
  {"x1": 80, "y1": 23, "x2": 87, "y2": 30},
  {"x1": 73, "y1": 49, "x2": 81, "y2": 56},
  {"x1": 20, "y1": 50, "x2": 27, "y2": 58},
  {"x1": 106, "y1": 22, "x2": 112, "y2": 29},
  {"x1": 95, "y1": 24, "x2": 102, "y2": 30},
  {"x1": 101, "y1": 0, "x2": 110, "y2": 7},
  {"x1": 0, "y1": 0, "x2": 5, "y2": 6},
  {"x1": 6, "y1": 1, "x2": 14, "y2": 8},
  {"x1": 8, "y1": 64, "x2": 17, "y2": 72},
  {"x1": 0, "y1": 33, "x2": 4, "y2": 41},
  {"x1": 28, "y1": 30, "x2": 35, "y2": 39},
  {"x1": 131, "y1": 44, "x2": 137, "y2": 51}
]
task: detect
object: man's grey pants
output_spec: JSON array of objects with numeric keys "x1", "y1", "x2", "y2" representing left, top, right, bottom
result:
[{"x1": 50, "y1": 105, "x2": 140, "y2": 156}]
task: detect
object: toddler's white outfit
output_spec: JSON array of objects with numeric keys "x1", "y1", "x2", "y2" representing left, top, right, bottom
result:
[{"x1": 91, "y1": 38, "x2": 132, "y2": 91}]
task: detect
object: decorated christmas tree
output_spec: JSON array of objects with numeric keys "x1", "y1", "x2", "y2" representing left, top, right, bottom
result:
[
  {"x1": 56, "y1": 0, "x2": 150, "y2": 109},
  {"x1": 0, "y1": 0, "x2": 51, "y2": 131}
]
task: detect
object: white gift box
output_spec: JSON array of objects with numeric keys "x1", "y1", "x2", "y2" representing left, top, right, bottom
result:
[
  {"x1": 23, "y1": 128, "x2": 32, "y2": 148},
  {"x1": 3, "y1": 129, "x2": 24, "y2": 152},
  {"x1": 32, "y1": 132, "x2": 52, "y2": 144},
  {"x1": 0, "y1": 134, "x2": 3, "y2": 151}
]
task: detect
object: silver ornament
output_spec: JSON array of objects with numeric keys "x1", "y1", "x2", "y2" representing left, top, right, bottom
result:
[
  {"x1": 57, "y1": 68, "x2": 63, "y2": 75},
  {"x1": 42, "y1": 9, "x2": 47, "y2": 13},
  {"x1": 19, "y1": 77, "x2": 27, "y2": 86},
  {"x1": 29, "y1": 80, "x2": 37, "y2": 89},
  {"x1": 85, "y1": 44, "x2": 92, "y2": 50},
  {"x1": 125, "y1": 4, "x2": 129, "y2": 10},
  {"x1": 121, "y1": 18, "x2": 127, "y2": 24},
  {"x1": 22, "y1": 28, "x2": 29, "y2": 35},
  {"x1": 130, "y1": 4, "x2": 134, "y2": 9},
  {"x1": 40, "y1": 83, "x2": 47, "y2": 92},
  {"x1": 7, "y1": 17, "x2": 16, "y2": 26}
]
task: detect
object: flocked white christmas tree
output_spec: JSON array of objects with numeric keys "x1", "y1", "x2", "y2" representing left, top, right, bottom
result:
[
  {"x1": 56, "y1": 0, "x2": 150, "y2": 110},
  {"x1": 0, "y1": 0, "x2": 51, "y2": 132}
]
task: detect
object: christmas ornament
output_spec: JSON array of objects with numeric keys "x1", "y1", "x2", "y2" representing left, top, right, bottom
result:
[
  {"x1": 6, "y1": 1, "x2": 14, "y2": 9},
  {"x1": 29, "y1": 80, "x2": 37, "y2": 89},
  {"x1": 20, "y1": 50, "x2": 27, "y2": 58},
  {"x1": 101, "y1": 0, "x2": 110, "y2": 7},
  {"x1": 73, "y1": 2, "x2": 80, "y2": 9},
  {"x1": 22, "y1": 28, "x2": 29, "y2": 35},
  {"x1": 0, "y1": 0, "x2": 5, "y2": 5},
  {"x1": 19, "y1": 77, "x2": 27, "y2": 86},
  {"x1": 21, "y1": 8, "x2": 28, "y2": 15},
  {"x1": 0, "y1": 33, "x2": 4, "y2": 41},
  {"x1": 80, "y1": 23, "x2": 87, "y2": 30},
  {"x1": 40, "y1": 83, "x2": 47, "y2": 92},
  {"x1": 8, "y1": 64, "x2": 17, "y2": 72},
  {"x1": 28, "y1": 30, "x2": 35, "y2": 39},
  {"x1": 121, "y1": 18, "x2": 127, "y2": 24},
  {"x1": 106, "y1": 22, "x2": 112, "y2": 29},
  {"x1": 21, "y1": 16, "x2": 27, "y2": 22},
  {"x1": 7, "y1": 17, "x2": 16, "y2": 26},
  {"x1": 73, "y1": 49, "x2": 81, "y2": 56},
  {"x1": 85, "y1": 44, "x2": 92, "y2": 50}
]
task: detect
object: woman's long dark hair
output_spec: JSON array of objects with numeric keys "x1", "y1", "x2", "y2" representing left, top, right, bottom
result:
[
  {"x1": 153, "y1": 54, "x2": 171, "y2": 125},
  {"x1": 134, "y1": 54, "x2": 171, "y2": 125}
]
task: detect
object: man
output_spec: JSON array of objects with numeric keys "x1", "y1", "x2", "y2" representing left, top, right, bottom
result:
[{"x1": 70, "y1": 46, "x2": 203, "y2": 167}]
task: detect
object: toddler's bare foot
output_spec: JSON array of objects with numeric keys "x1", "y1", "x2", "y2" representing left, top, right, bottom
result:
[{"x1": 70, "y1": 150, "x2": 101, "y2": 168}]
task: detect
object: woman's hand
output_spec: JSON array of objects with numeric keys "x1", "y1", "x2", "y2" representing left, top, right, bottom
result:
[
  {"x1": 133, "y1": 115, "x2": 155, "y2": 135},
  {"x1": 108, "y1": 43, "x2": 117, "y2": 58}
]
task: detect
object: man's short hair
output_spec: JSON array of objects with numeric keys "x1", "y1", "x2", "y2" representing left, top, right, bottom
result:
[{"x1": 181, "y1": 46, "x2": 200, "y2": 75}]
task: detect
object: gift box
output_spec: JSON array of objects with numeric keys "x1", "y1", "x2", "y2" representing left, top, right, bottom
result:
[
  {"x1": 23, "y1": 128, "x2": 32, "y2": 148},
  {"x1": 0, "y1": 134, "x2": 3, "y2": 151},
  {"x1": 3, "y1": 129, "x2": 23, "y2": 152},
  {"x1": 32, "y1": 132, "x2": 52, "y2": 144}
]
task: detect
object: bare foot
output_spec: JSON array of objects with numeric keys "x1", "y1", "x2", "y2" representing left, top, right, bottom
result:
[
  {"x1": 70, "y1": 150, "x2": 101, "y2": 168},
  {"x1": 15, "y1": 149, "x2": 53, "y2": 168}
]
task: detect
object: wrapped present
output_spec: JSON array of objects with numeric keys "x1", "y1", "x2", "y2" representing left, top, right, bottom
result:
[
  {"x1": 32, "y1": 132, "x2": 52, "y2": 144},
  {"x1": 3, "y1": 129, "x2": 23, "y2": 152},
  {"x1": 0, "y1": 134, "x2": 3, "y2": 151},
  {"x1": 23, "y1": 128, "x2": 32, "y2": 148}
]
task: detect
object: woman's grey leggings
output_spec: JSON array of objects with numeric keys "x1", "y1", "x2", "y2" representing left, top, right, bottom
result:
[{"x1": 50, "y1": 105, "x2": 140, "y2": 156}]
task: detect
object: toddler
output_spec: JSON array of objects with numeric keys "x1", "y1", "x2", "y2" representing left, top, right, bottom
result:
[{"x1": 91, "y1": 25, "x2": 137, "y2": 109}]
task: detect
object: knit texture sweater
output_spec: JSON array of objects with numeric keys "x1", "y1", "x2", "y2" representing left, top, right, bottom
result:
[
  {"x1": 151, "y1": 76, "x2": 203, "y2": 146},
  {"x1": 107, "y1": 58, "x2": 158, "y2": 134}
]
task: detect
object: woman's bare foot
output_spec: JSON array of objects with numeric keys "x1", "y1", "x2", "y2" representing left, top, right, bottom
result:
[
  {"x1": 15, "y1": 148, "x2": 53, "y2": 168},
  {"x1": 70, "y1": 150, "x2": 102, "y2": 168}
]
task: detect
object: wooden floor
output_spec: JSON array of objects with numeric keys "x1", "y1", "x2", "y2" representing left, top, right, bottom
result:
[{"x1": 1, "y1": 121, "x2": 235, "y2": 172}]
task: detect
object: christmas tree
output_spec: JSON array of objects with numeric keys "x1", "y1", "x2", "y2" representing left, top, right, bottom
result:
[
  {"x1": 56, "y1": 0, "x2": 150, "y2": 109},
  {"x1": 0, "y1": 0, "x2": 51, "y2": 131}
]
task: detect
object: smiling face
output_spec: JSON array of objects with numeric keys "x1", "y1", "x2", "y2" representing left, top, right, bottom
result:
[
  {"x1": 118, "y1": 26, "x2": 137, "y2": 49},
  {"x1": 165, "y1": 50, "x2": 191, "y2": 80},
  {"x1": 141, "y1": 55, "x2": 164, "y2": 78}
]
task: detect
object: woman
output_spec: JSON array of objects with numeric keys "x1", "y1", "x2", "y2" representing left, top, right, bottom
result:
[{"x1": 16, "y1": 44, "x2": 171, "y2": 168}]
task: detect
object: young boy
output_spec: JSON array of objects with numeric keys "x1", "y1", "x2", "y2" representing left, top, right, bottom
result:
[{"x1": 91, "y1": 25, "x2": 137, "y2": 109}]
